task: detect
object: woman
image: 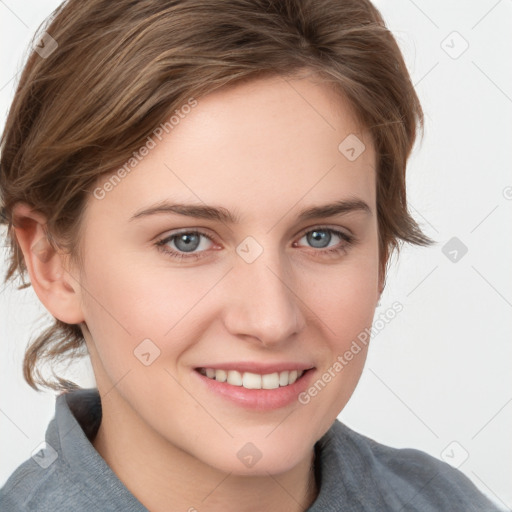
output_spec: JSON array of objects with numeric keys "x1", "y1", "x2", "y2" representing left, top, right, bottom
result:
[{"x1": 0, "y1": 0, "x2": 502, "y2": 510}]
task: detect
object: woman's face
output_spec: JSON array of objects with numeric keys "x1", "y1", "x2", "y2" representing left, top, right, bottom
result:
[{"x1": 76, "y1": 73, "x2": 381, "y2": 475}]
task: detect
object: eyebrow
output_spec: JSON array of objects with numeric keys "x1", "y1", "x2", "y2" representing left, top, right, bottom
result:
[{"x1": 129, "y1": 198, "x2": 371, "y2": 224}]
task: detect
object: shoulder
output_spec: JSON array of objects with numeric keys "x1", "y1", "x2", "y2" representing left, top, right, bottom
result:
[
  {"x1": 1, "y1": 389, "x2": 146, "y2": 512},
  {"x1": 0, "y1": 447, "x2": 97, "y2": 512},
  {"x1": 320, "y1": 420, "x2": 504, "y2": 511},
  {"x1": 0, "y1": 453, "x2": 73, "y2": 511}
]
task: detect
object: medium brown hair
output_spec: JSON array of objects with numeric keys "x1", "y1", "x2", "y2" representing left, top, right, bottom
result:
[{"x1": 0, "y1": 0, "x2": 433, "y2": 391}]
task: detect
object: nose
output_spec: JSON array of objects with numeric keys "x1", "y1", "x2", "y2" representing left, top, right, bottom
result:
[{"x1": 222, "y1": 248, "x2": 306, "y2": 348}]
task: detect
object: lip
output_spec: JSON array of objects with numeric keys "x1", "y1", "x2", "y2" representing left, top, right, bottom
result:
[{"x1": 192, "y1": 365, "x2": 316, "y2": 411}]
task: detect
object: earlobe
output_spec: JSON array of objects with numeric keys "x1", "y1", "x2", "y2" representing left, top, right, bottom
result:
[{"x1": 11, "y1": 202, "x2": 85, "y2": 325}]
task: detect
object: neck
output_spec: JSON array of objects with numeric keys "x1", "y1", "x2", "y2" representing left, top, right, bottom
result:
[{"x1": 92, "y1": 388, "x2": 318, "y2": 512}]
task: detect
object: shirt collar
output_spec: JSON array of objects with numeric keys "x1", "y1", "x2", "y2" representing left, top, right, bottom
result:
[{"x1": 49, "y1": 388, "x2": 147, "y2": 511}]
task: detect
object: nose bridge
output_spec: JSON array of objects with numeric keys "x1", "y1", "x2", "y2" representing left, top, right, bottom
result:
[{"x1": 223, "y1": 241, "x2": 305, "y2": 345}]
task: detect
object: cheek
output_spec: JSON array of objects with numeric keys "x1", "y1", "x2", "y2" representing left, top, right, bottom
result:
[
  {"x1": 299, "y1": 250, "x2": 380, "y2": 343},
  {"x1": 293, "y1": 249, "x2": 378, "y2": 427},
  {"x1": 81, "y1": 243, "x2": 193, "y2": 329},
  {"x1": 78, "y1": 251, "x2": 223, "y2": 374}
]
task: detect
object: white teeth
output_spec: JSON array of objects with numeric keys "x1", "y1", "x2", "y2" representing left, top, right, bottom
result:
[
  {"x1": 227, "y1": 370, "x2": 243, "y2": 386},
  {"x1": 215, "y1": 369, "x2": 227, "y2": 382},
  {"x1": 200, "y1": 368, "x2": 306, "y2": 389},
  {"x1": 262, "y1": 372, "x2": 280, "y2": 389},
  {"x1": 242, "y1": 372, "x2": 262, "y2": 389}
]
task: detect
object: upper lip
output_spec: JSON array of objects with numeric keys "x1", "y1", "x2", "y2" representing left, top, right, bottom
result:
[{"x1": 195, "y1": 362, "x2": 315, "y2": 374}]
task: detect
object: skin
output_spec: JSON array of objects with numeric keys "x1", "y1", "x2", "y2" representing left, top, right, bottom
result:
[{"x1": 14, "y1": 72, "x2": 383, "y2": 512}]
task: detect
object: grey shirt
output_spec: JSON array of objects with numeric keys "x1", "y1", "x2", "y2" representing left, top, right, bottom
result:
[{"x1": 0, "y1": 388, "x2": 503, "y2": 511}]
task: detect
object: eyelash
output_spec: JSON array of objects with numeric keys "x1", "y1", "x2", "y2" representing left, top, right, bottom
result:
[{"x1": 155, "y1": 226, "x2": 355, "y2": 261}]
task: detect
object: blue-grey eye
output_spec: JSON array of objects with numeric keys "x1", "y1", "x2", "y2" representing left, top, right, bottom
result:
[
  {"x1": 173, "y1": 232, "x2": 201, "y2": 252},
  {"x1": 306, "y1": 229, "x2": 333, "y2": 249}
]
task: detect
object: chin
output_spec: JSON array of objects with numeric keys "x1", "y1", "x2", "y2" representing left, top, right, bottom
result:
[{"x1": 183, "y1": 428, "x2": 318, "y2": 477}]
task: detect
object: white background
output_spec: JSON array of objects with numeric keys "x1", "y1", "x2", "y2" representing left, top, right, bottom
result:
[{"x1": 1, "y1": 0, "x2": 511, "y2": 509}]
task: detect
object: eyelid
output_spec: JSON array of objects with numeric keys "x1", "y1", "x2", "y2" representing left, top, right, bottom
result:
[
  {"x1": 295, "y1": 223, "x2": 353, "y2": 240},
  {"x1": 156, "y1": 224, "x2": 352, "y2": 246},
  {"x1": 155, "y1": 228, "x2": 216, "y2": 247},
  {"x1": 293, "y1": 225, "x2": 355, "y2": 252},
  {"x1": 155, "y1": 224, "x2": 356, "y2": 261}
]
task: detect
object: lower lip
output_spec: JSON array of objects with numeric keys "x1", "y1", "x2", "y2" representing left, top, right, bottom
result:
[{"x1": 193, "y1": 369, "x2": 315, "y2": 411}]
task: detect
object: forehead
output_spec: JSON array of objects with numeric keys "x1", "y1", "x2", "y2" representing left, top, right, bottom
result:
[{"x1": 89, "y1": 74, "x2": 376, "y2": 223}]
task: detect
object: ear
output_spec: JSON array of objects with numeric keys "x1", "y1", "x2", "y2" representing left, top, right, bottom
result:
[{"x1": 11, "y1": 202, "x2": 85, "y2": 325}]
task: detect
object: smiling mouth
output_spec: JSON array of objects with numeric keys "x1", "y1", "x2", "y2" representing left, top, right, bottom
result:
[{"x1": 196, "y1": 368, "x2": 309, "y2": 390}]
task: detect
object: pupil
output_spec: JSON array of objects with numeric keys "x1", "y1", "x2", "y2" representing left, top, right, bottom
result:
[
  {"x1": 176, "y1": 233, "x2": 199, "y2": 252},
  {"x1": 308, "y1": 230, "x2": 330, "y2": 248}
]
